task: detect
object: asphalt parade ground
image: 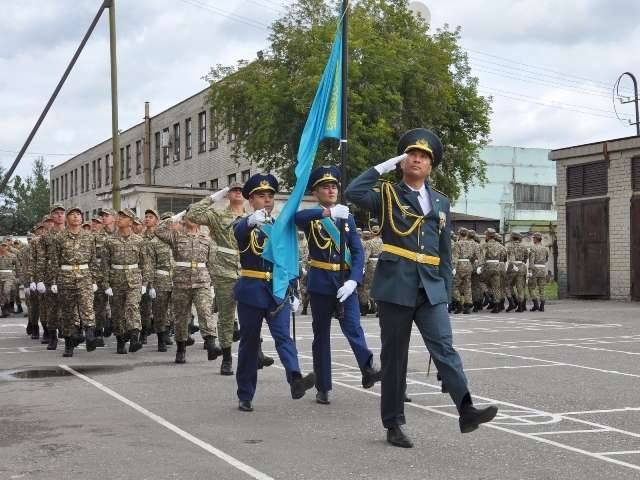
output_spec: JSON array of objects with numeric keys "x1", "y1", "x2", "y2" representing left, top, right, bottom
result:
[{"x1": 2, "y1": 300, "x2": 640, "y2": 479}]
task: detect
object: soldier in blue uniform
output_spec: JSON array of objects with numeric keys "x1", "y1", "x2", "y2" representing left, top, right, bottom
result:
[
  {"x1": 234, "y1": 174, "x2": 315, "y2": 412},
  {"x1": 295, "y1": 166, "x2": 381, "y2": 405},
  {"x1": 345, "y1": 128, "x2": 498, "y2": 448}
]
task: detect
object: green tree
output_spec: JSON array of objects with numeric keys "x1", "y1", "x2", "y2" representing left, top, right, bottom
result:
[{"x1": 205, "y1": 0, "x2": 491, "y2": 199}]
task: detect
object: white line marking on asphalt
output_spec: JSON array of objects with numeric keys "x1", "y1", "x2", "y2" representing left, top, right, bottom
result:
[
  {"x1": 59, "y1": 364, "x2": 274, "y2": 480},
  {"x1": 598, "y1": 451, "x2": 640, "y2": 456},
  {"x1": 533, "y1": 429, "x2": 611, "y2": 436},
  {"x1": 559, "y1": 407, "x2": 640, "y2": 416},
  {"x1": 462, "y1": 364, "x2": 559, "y2": 372}
]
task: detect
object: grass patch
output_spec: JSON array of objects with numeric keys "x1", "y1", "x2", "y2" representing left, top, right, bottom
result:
[{"x1": 544, "y1": 282, "x2": 558, "y2": 300}]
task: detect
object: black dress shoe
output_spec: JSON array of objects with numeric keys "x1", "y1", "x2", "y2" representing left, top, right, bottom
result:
[
  {"x1": 238, "y1": 400, "x2": 253, "y2": 412},
  {"x1": 459, "y1": 403, "x2": 499, "y2": 433},
  {"x1": 361, "y1": 365, "x2": 382, "y2": 389},
  {"x1": 316, "y1": 391, "x2": 330, "y2": 404},
  {"x1": 291, "y1": 372, "x2": 316, "y2": 399},
  {"x1": 386, "y1": 426, "x2": 413, "y2": 448},
  {"x1": 404, "y1": 394, "x2": 412, "y2": 403}
]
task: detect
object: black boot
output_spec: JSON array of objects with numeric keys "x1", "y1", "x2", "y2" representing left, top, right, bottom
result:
[
  {"x1": 94, "y1": 328, "x2": 105, "y2": 347},
  {"x1": 539, "y1": 300, "x2": 545, "y2": 312},
  {"x1": 387, "y1": 425, "x2": 413, "y2": 448},
  {"x1": 41, "y1": 326, "x2": 49, "y2": 344},
  {"x1": 186, "y1": 335, "x2": 195, "y2": 346},
  {"x1": 128, "y1": 330, "x2": 142, "y2": 353},
  {"x1": 500, "y1": 298, "x2": 506, "y2": 311},
  {"x1": 0, "y1": 305, "x2": 9, "y2": 318},
  {"x1": 31, "y1": 323, "x2": 40, "y2": 340},
  {"x1": 448, "y1": 302, "x2": 455, "y2": 313},
  {"x1": 116, "y1": 336, "x2": 127, "y2": 354},
  {"x1": 85, "y1": 327, "x2": 97, "y2": 352},
  {"x1": 530, "y1": 299, "x2": 539, "y2": 312},
  {"x1": 189, "y1": 321, "x2": 199, "y2": 335},
  {"x1": 16, "y1": 304, "x2": 23, "y2": 314},
  {"x1": 361, "y1": 363, "x2": 382, "y2": 389},
  {"x1": 463, "y1": 303, "x2": 472, "y2": 314},
  {"x1": 157, "y1": 331, "x2": 167, "y2": 352},
  {"x1": 175, "y1": 341, "x2": 186, "y2": 364},
  {"x1": 103, "y1": 317, "x2": 113, "y2": 337},
  {"x1": 491, "y1": 302, "x2": 500, "y2": 314},
  {"x1": 63, "y1": 337, "x2": 74, "y2": 357},
  {"x1": 9, "y1": 301, "x2": 15, "y2": 313},
  {"x1": 220, "y1": 347, "x2": 233, "y2": 375},
  {"x1": 458, "y1": 394, "x2": 499, "y2": 433},
  {"x1": 232, "y1": 321, "x2": 240, "y2": 342},
  {"x1": 238, "y1": 400, "x2": 253, "y2": 412},
  {"x1": 506, "y1": 296, "x2": 516, "y2": 312},
  {"x1": 205, "y1": 336, "x2": 222, "y2": 361},
  {"x1": 257, "y1": 339, "x2": 274, "y2": 369},
  {"x1": 47, "y1": 328, "x2": 58, "y2": 350},
  {"x1": 291, "y1": 371, "x2": 316, "y2": 399},
  {"x1": 140, "y1": 329, "x2": 148, "y2": 345},
  {"x1": 26, "y1": 321, "x2": 33, "y2": 335},
  {"x1": 454, "y1": 301, "x2": 463, "y2": 315},
  {"x1": 472, "y1": 301, "x2": 480, "y2": 312},
  {"x1": 316, "y1": 391, "x2": 330, "y2": 405},
  {"x1": 516, "y1": 300, "x2": 525, "y2": 313},
  {"x1": 70, "y1": 327, "x2": 84, "y2": 347}
]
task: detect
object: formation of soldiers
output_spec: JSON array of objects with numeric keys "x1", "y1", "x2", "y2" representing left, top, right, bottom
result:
[{"x1": 450, "y1": 227, "x2": 550, "y2": 314}]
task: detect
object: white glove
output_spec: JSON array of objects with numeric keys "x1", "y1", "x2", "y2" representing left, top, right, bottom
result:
[
  {"x1": 105, "y1": 288, "x2": 114, "y2": 297},
  {"x1": 248, "y1": 209, "x2": 267, "y2": 227},
  {"x1": 337, "y1": 279, "x2": 358, "y2": 303},
  {"x1": 513, "y1": 266, "x2": 519, "y2": 272},
  {"x1": 527, "y1": 272, "x2": 533, "y2": 278},
  {"x1": 30, "y1": 282, "x2": 37, "y2": 292},
  {"x1": 92, "y1": 284, "x2": 98, "y2": 293},
  {"x1": 36, "y1": 282, "x2": 46, "y2": 293},
  {"x1": 301, "y1": 267, "x2": 307, "y2": 276},
  {"x1": 209, "y1": 186, "x2": 230, "y2": 203},
  {"x1": 476, "y1": 267, "x2": 482, "y2": 275},
  {"x1": 374, "y1": 153, "x2": 407, "y2": 175},
  {"x1": 171, "y1": 211, "x2": 186, "y2": 223},
  {"x1": 24, "y1": 288, "x2": 30, "y2": 297},
  {"x1": 330, "y1": 204, "x2": 350, "y2": 220},
  {"x1": 209, "y1": 286, "x2": 215, "y2": 297},
  {"x1": 452, "y1": 268, "x2": 457, "y2": 276},
  {"x1": 290, "y1": 296, "x2": 301, "y2": 313},
  {"x1": 149, "y1": 287, "x2": 157, "y2": 299},
  {"x1": 51, "y1": 285, "x2": 58, "y2": 294},
  {"x1": 141, "y1": 286, "x2": 147, "y2": 295}
]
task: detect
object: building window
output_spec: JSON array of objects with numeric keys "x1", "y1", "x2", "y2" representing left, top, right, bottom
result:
[
  {"x1": 126, "y1": 145, "x2": 131, "y2": 178},
  {"x1": 210, "y1": 178, "x2": 218, "y2": 190},
  {"x1": 198, "y1": 111, "x2": 206, "y2": 153},
  {"x1": 55, "y1": 178, "x2": 59, "y2": 201},
  {"x1": 74, "y1": 168, "x2": 78, "y2": 196},
  {"x1": 64, "y1": 174, "x2": 68, "y2": 199},
  {"x1": 241, "y1": 169, "x2": 250, "y2": 183},
  {"x1": 92, "y1": 160, "x2": 96, "y2": 189},
  {"x1": 154, "y1": 132, "x2": 161, "y2": 168},
  {"x1": 163, "y1": 128, "x2": 170, "y2": 166},
  {"x1": 173, "y1": 123, "x2": 181, "y2": 162},
  {"x1": 136, "y1": 140, "x2": 142, "y2": 174},
  {"x1": 185, "y1": 118, "x2": 192, "y2": 158},
  {"x1": 86, "y1": 163, "x2": 90, "y2": 191},
  {"x1": 209, "y1": 108, "x2": 218, "y2": 150},
  {"x1": 514, "y1": 183, "x2": 553, "y2": 210},
  {"x1": 51, "y1": 181, "x2": 54, "y2": 203},
  {"x1": 199, "y1": 181, "x2": 206, "y2": 188},
  {"x1": 567, "y1": 161, "x2": 607, "y2": 199},
  {"x1": 97, "y1": 158, "x2": 102, "y2": 188},
  {"x1": 120, "y1": 147, "x2": 125, "y2": 180},
  {"x1": 80, "y1": 165, "x2": 85, "y2": 192},
  {"x1": 227, "y1": 173, "x2": 236, "y2": 186},
  {"x1": 105, "y1": 154, "x2": 110, "y2": 185},
  {"x1": 226, "y1": 111, "x2": 236, "y2": 143}
]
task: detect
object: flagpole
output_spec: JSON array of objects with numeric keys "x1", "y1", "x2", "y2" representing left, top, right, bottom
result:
[{"x1": 338, "y1": 0, "x2": 349, "y2": 291}]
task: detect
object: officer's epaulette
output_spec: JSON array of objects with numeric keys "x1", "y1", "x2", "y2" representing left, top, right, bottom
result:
[{"x1": 431, "y1": 186, "x2": 448, "y2": 198}]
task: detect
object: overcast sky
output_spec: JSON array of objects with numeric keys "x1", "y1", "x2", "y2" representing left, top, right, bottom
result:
[{"x1": 1, "y1": 0, "x2": 639, "y2": 180}]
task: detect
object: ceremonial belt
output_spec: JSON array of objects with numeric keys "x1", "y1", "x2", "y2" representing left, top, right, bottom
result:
[
  {"x1": 217, "y1": 247, "x2": 238, "y2": 255},
  {"x1": 534, "y1": 264, "x2": 546, "y2": 268},
  {"x1": 382, "y1": 244, "x2": 440, "y2": 266},
  {"x1": 485, "y1": 260, "x2": 499, "y2": 263},
  {"x1": 112, "y1": 264, "x2": 139, "y2": 270},
  {"x1": 0, "y1": 269, "x2": 13, "y2": 273},
  {"x1": 61, "y1": 264, "x2": 89, "y2": 271},
  {"x1": 457, "y1": 258, "x2": 470, "y2": 262},
  {"x1": 240, "y1": 269, "x2": 272, "y2": 280},
  {"x1": 309, "y1": 259, "x2": 349, "y2": 271},
  {"x1": 175, "y1": 261, "x2": 206, "y2": 269},
  {"x1": 513, "y1": 260, "x2": 524, "y2": 264},
  {"x1": 155, "y1": 270, "x2": 170, "y2": 276},
  {"x1": 369, "y1": 257, "x2": 379, "y2": 262}
]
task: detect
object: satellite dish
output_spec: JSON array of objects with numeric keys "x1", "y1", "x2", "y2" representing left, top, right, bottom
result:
[{"x1": 408, "y1": 1, "x2": 431, "y2": 25}]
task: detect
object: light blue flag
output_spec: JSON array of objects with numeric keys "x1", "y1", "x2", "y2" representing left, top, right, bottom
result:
[{"x1": 262, "y1": 25, "x2": 343, "y2": 301}]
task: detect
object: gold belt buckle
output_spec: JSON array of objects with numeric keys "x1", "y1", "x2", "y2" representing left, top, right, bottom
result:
[
  {"x1": 265, "y1": 272, "x2": 272, "y2": 280},
  {"x1": 123, "y1": 264, "x2": 129, "y2": 271},
  {"x1": 191, "y1": 260, "x2": 198, "y2": 269},
  {"x1": 72, "y1": 264, "x2": 80, "y2": 272}
]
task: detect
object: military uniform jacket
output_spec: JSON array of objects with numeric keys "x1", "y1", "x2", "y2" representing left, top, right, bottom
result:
[
  {"x1": 102, "y1": 231, "x2": 151, "y2": 290},
  {"x1": 453, "y1": 239, "x2": 478, "y2": 270},
  {"x1": 507, "y1": 240, "x2": 529, "y2": 273},
  {"x1": 51, "y1": 229, "x2": 98, "y2": 288},
  {"x1": 0, "y1": 253, "x2": 18, "y2": 282},
  {"x1": 35, "y1": 229, "x2": 64, "y2": 285},
  {"x1": 185, "y1": 199, "x2": 243, "y2": 280},
  {"x1": 480, "y1": 239, "x2": 507, "y2": 272},
  {"x1": 155, "y1": 220, "x2": 214, "y2": 289},
  {"x1": 16, "y1": 244, "x2": 32, "y2": 285},
  {"x1": 294, "y1": 208, "x2": 364, "y2": 295},
  {"x1": 529, "y1": 244, "x2": 548, "y2": 277},
  {"x1": 146, "y1": 233, "x2": 174, "y2": 292},
  {"x1": 345, "y1": 167, "x2": 453, "y2": 307}
]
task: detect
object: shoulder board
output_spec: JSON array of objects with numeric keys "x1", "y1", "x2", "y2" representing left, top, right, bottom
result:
[{"x1": 431, "y1": 187, "x2": 448, "y2": 198}]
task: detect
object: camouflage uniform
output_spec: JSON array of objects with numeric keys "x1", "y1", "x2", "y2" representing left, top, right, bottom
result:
[
  {"x1": 93, "y1": 228, "x2": 112, "y2": 334},
  {"x1": 185, "y1": 200, "x2": 242, "y2": 350},
  {"x1": 0, "y1": 250, "x2": 18, "y2": 317},
  {"x1": 17, "y1": 241, "x2": 39, "y2": 332},
  {"x1": 103, "y1": 231, "x2": 151, "y2": 337},
  {"x1": 35, "y1": 228, "x2": 65, "y2": 332},
  {"x1": 146, "y1": 232, "x2": 174, "y2": 336},
  {"x1": 298, "y1": 233, "x2": 310, "y2": 314},
  {"x1": 30, "y1": 235, "x2": 49, "y2": 333},
  {"x1": 155, "y1": 219, "x2": 217, "y2": 343},
  {"x1": 50, "y1": 228, "x2": 98, "y2": 338},
  {"x1": 140, "y1": 230, "x2": 156, "y2": 337},
  {"x1": 528, "y1": 236, "x2": 549, "y2": 309},
  {"x1": 506, "y1": 234, "x2": 529, "y2": 307},
  {"x1": 468, "y1": 231, "x2": 483, "y2": 309},
  {"x1": 8, "y1": 244, "x2": 22, "y2": 312},
  {"x1": 362, "y1": 235, "x2": 383, "y2": 313},
  {"x1": 452, "y1": 234, "x2": 478, "y2": 310},
  {"x1": 479, "y1": 230, "x2": 506, "y2": 313},
  {"x1": 496, "y1": 234, "x2": 507, "y2": 310}
]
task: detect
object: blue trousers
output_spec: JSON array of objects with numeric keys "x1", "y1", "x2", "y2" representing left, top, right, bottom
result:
[
  {"x1": 310, "y1": 293, "x2": 373, "y2": 392},
  {"x1": 378, "y1": 290, "x2": 468, "y2": 428},
  {"x1": 236, "y1": 301, "x2": 300, "y2": 402}
]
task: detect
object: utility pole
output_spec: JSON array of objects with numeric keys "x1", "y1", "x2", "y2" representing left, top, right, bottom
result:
[
  {"x1": 106, "y1": 0, "x2": 121, "y2": 210},
  {"x1": 616, "y1": 72, "x2": 640, "y2": 136}
]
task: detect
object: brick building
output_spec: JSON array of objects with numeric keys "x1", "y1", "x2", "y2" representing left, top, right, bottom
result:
[{"x1": 550, "y1": 135, "x2": 640, "y2": 300}]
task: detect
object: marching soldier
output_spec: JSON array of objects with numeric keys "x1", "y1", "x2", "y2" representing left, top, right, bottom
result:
[
  {"x1": 140, "y1": 209, "x2": 160, "y2": 345},
  {"x1": 156, "y1": 211, "x2": 222, "y2": 364},
  {"x1": 102, "y1": 208, "x2": 152, "y2": 354},
  {"x1": 496, "y1": 233, "x2": 507, "y2": 312},
  {"x1": 478, "y1": 228, "x2": 506, "y2": 314},
  {"x1": 0, "y1": 240, "x2": 18, "y2": 318},
  {"x1": 346, "y1": 128, "x2": 498, "y2": 447},
  {"x1": 528, "y1": 232, "x2": 549, "y2": 311},
  {"x1": 93, "y1": 209, "x2": 116, "y2": 345},
  {"x1": 362, "y1": 225, "x2": 383, "y2": 315},
  {"x1": 233, "y1": 174, "x2": 315, "y2": 412},
  {"x1": 467, "y1": 230, "x2": 483, "y2": 311},
  {"x1": 19, "y1": 233, "x2": 40, "y2": 337},
  {"x1": 50, "y1": 207, "x2": 99, "y2": 357},
  {"x1": 506, "y1": 232, "x2": 529, "y2": 312},
  {"x1": 31, "y1": 216, "x2": 52, "y2": 342},
  {"x1": 298, "y1": 230, "x2": 310, "y2": 315},
  {"x1": 452, "y1": 227, "x2": 477, "y2": 314},
  {"x1": 295, "y1": 166, "x2": 381, "y2": 405}
]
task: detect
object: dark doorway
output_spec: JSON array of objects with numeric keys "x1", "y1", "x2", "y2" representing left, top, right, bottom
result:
[{"x1": 631, "y1": 196, "x2": 640, "y2": 300}]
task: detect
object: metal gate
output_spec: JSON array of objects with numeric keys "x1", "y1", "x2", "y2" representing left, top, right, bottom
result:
[
  {"x1": 566, "y1": 198, "x2": 609, "y2": 297},
  {"x1": 631, "y1": 196, "x2": 640, "y2": 300}
]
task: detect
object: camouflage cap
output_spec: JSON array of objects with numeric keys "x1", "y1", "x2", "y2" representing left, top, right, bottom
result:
[
  {"x1": 66, "y1": 206, "x2": 83, "y2": 216},
  {"x1": 91, "y1": 216, "x2": 103, "y2": 223},
  {"x1": 118, "y1": 208, "x2": 137, "y2": 220},
  {"x1": 100, "y1": 208, "x2": 117, "y2": 217},
  {"x1": 485, "y1": 228, "x2": 496, "y2": 238},
  {"x1": 50, "y1": 203, "x2": 66, "y2": 214},
  {"x1": 160, "y1": 212, "x2": 174, "y2": 220},
  {"x1": 228, "y1": 182, "x2": 244, "y2": 191},
  {"x1": 457, "y1": 227, "x2": 468, "y2": 235},
  {"x1": 511, "y1": 231, "x2": 522, "y2": 240},
  {"x1": 82, "y1": 222, "x2": 92, "y2": 228},
  {"x1": 467, "y1": 229, "x2": 476, "y2": 239},
  {"x1": 495, "y1": 233, "x2": 503, "y2": 242},
  {"x1": 133, "y1": 216, "x2": 143, "y2": 225},
  {"x1": 532, "y1": 232, "x2": 543, "y2": 240},
  {"x1": 144, "y1": 208, "x2": 160, "y2": 219}
]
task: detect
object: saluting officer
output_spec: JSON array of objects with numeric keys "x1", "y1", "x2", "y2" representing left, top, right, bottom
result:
[
  {"x1": 233, "y1": 174, "x2": 315, "y2": 412},
  {"x1": 295, "y1": 166, "x2": 381, "y2": 405},
  {"x1": 345, "y1": 128, "x2": 498, "y2": 448}
]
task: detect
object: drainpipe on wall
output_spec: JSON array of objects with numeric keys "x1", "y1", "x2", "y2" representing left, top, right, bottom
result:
[{"x1": 143, "y1": 101, "x2": 151, "y2": 186}]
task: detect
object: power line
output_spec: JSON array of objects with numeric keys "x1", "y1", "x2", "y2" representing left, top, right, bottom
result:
[
  {"x1": 178, "y1": 0, "x2": 270, "y2": 30},
  {"x1": 0, "y1": 149, "x2": 77, "y2": 157}
]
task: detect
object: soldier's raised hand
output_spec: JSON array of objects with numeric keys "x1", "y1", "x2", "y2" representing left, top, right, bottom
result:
[
  {"x1": 209, "y1": 186, "x2": 230, "y2": 203},
  {"x1": 330, "y1": 204, "x2": 350, "y2": 220},
  {"x1": 374, "y1": 153, "x2": 407, "y2": 175}
]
